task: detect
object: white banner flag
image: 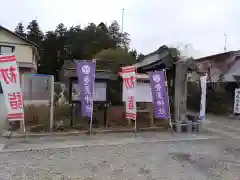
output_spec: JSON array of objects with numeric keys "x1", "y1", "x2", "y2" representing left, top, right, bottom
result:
[
  {"x1": 234, "y1": 88, "x2": 240, "y2": 114},
  {"x1": 199, "y1": 74, "x2": 207, "y2": 121},
  {"x1": 121, "y1": 66, "x2": 137, "y2": 120},
  {"x1": 0, "y1": 55, "x2": 24, "y2": 121}
]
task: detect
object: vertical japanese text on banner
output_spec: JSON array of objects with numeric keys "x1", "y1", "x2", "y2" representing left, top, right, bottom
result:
[
  {"x1": 121, "y1": 66, "x2": 137, "y2": 120},
  {"x1": 0, "y1": 55, "x2": 24, "y2": 121}
]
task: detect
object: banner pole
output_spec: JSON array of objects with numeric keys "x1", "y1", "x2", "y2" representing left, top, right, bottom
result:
[
  {"x1": 164, "y1": 69, "x2": 173, "y2": 132},
  {"x1": 49, "y1": 75, "x2": 54, "y2": 132},
  {"x1": 134, "y1": 118, "x2": 137, "y2": 134},
  {"x1": 89, "y1": 116, "x2": 93, "y2": 134},
  {"x1": 134, "y1": 68, "x2": 137, "y2": 134},
  {"x1": 89, "y1": 60, "x2": 96, "y2": 135},
  {"x1": 22, "y1": 75, "x2": 26, "y2": 133},
  {"x1": 89, "y1": 89, "x2": 93, "y2": 135}
]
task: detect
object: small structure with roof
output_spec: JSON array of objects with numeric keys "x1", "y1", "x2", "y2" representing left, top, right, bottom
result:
[
  {"x1": 60, "y1": 59, "x2": 118, "y2": 128},
  {"x1": 60, "y1": 45, "x2": 200, "y2": 131}
]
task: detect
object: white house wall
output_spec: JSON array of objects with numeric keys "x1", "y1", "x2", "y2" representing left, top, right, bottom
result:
[{"x1": 0, "y1": 30, "x2": 34, "y2": 64}]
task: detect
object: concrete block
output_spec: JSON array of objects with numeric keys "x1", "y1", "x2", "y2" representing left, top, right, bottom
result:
[
  {"x1": 187, "y1": 121, "x2": 192, "y2": 133},
  {"x1": 176, "y1": 121, "x2": 181, "y2": 132},
  {"x1": 198, "y1": 121, "x2": 203, "y2": 132},
  {"x1": 192, "y1": 122, "x2": 197, "y2": 132}
]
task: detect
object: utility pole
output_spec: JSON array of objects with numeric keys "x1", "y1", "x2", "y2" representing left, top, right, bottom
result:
[
  {"x1": 121, "y1": 8, "x2": 124, "y2": 47},
  {"x1": 224, "y1": 33, "x2": 227, "y2": 52}
]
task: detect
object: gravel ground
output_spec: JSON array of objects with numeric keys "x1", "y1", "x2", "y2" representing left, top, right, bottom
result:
[{"x1": 1, "y1": 138, "x2": 240, "y2": 180}]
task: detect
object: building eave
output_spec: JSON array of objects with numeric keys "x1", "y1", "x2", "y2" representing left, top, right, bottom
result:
[
  {"x1": 194, "y1": 50, "x2": 240, "y2": 62},
  {"x1": 0, "y1": 25, "x2": 39, "y2": 48}
]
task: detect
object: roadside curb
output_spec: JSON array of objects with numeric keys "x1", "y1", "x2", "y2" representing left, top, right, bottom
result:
[
  {"x1": 0, "y1": 136, "x2": 223, "y2": 153},
  {"x1": 10, "y1": 127, "x2": 166, "y2": 138},
  {"x1": 0, "y1": 138, "x2": 8, "y2": 151},
  {"x1": 207, "y1": 127, "x2": 239, "y2": 138},
  {"x1": 0, "y1": 144, "x2": 5, "y2": 151}
]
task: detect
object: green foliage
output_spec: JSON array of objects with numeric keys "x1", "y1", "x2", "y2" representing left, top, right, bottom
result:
[
  {"x1": 94, "y1": 48, "x2": 137, "y2": 72},
  {"x1": 187, "y1": 82, "x2": 232, "y2": 115},
  {"x1": 218, "y1": 73, "x2": 225, "y2": 82},
  {"x1": 15, "y1": 20, "x2": 135, "y2": 81},
  {"x1": 54, "y1": 83, "x2": 63, "y2": 96},
  {"x1": 108, "y1": 79, "x2": 123, "y2": 105},
  {"x1": 206, "y1": 90, "x2": 231, "y2": 114},
  {"x1": 168, "y1": 47, "x2": 180, "y2": 57},
  {"x1": 129, "y1": 49, "x2": 144, "y2": 62},
  {"x1": 54, "y1": 83, "x2": 63, "y2": 105},
  {"x1": 26, "y1": 20, "x2": 44, "y2": 46},
  {"x1": 129, "y1": 49, "x2": 138, "y2": 59},
  {"x1": 93, "y1": 48, "x2": 137, "y2": 105},
  {"x1": 63, "y1": 89, "x2": 69, "y2": 100},
  {"x1": 108, "y1": 20, "x2": 130, "y2": 48},
  {"x1": 14, "y1": 22, "x2": 26, "y2": 38},
  {"x1": 137, "y1": 53, "x2": 145, "y2": 62}
]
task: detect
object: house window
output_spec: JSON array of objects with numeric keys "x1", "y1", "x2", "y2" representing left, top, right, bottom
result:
[{"x1": 0, "y1": 45, "x2": 15, "y2": 55}]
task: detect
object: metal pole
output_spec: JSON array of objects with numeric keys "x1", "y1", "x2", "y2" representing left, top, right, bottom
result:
[
  {"x1": 49, "y1": 75, "x2": 54, "y2": 132},
  {"x1": 22, "y1": 75, "x2": 26, "y2": 133},
  {"x1": 224, "y1": 33, "x2": 227, "y2": 52},
  {"x1": 164, "y1": 69, "x2": 173, "y2": 132},
  {"x1": 121, "y1": 8, "x2": 124, "y2": 47},
  {"x1": 134, "y1": 68, "x2": 137, "y2": 134},
  {"x1": 89, "y1": 60, "x2": 96, "y2": 134},
  {"x1": 134, "y1": 117, "x2": 137, "y2": 133},
  {"x1": 89, "y1": 116, "x2": 93, "y2": 134}
]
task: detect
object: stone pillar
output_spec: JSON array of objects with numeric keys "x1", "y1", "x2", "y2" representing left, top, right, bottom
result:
[{"x1": 173, "y1": 61, "x2": 188, "y2": 123}]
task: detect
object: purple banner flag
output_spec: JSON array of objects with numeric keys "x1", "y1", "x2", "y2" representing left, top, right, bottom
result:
[
  {"x1": 148, "y1": 70, "x2": 170, "y2": 119},
  {"x1": 76, "y1": 61, "x2": 96, "y2": 118}
]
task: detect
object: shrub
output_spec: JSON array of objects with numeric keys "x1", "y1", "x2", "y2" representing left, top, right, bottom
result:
[
  {"x1": 24, "y1": 103, "x2": 71, "y2": 128},
  {"x1": 187, "y1": 82, "x2": 234, "y2": 115}
]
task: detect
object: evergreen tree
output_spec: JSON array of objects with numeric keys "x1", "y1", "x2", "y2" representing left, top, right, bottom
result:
[
  {"x1": 14, "y1": 22, "x2": 26, "y2": 38},
  {"x1": 26, "y1": 20, "x2": 44, "y2": 45},
  {"x1": 18, "y1": 19, "x2": 142, "y2": 81}
]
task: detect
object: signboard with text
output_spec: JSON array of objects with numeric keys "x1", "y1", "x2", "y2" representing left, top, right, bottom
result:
[
  {"x1": 76, "y1": 61, "x2": 96, "y2": 118},
  {"x1": 0, "y1": 55, "x2": 24, "y2": 121},
  {"x1": 72, "y1": 82, "x2": 106, "y2": 102},
  {"x1": 121, "y1": 66, "x2": 137, "y2": 120},
  {"x1": 234, "y1": 88, "x2": 240, "y2": 114},
  {"x1": 199, "y1": 74, "x2": 207, "y2": 121},
  {"x1": 22, "y1": 74, "x2": 53, "y2": 102},
  {"x1": 122, "y1": 81, "x2": 152, "y2": 102},
  {"x1": 22, "y1": 74, "x2": 54, "y2": 130},
  {"x1": 148, "y1": 70, "x2": 170, "y2": 119}
]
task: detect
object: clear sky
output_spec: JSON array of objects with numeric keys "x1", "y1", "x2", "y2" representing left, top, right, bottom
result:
[{"x1": 0, "y1": 0, "x2": 239, "y2": 58}]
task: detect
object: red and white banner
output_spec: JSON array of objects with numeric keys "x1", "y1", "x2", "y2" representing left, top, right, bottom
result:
[
  {"x1": 0, "y1": 55, "x2": 24, "y2": 121},
  {"x1": 121, "y1": 66, "x2": 137, "y2": 120}
]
